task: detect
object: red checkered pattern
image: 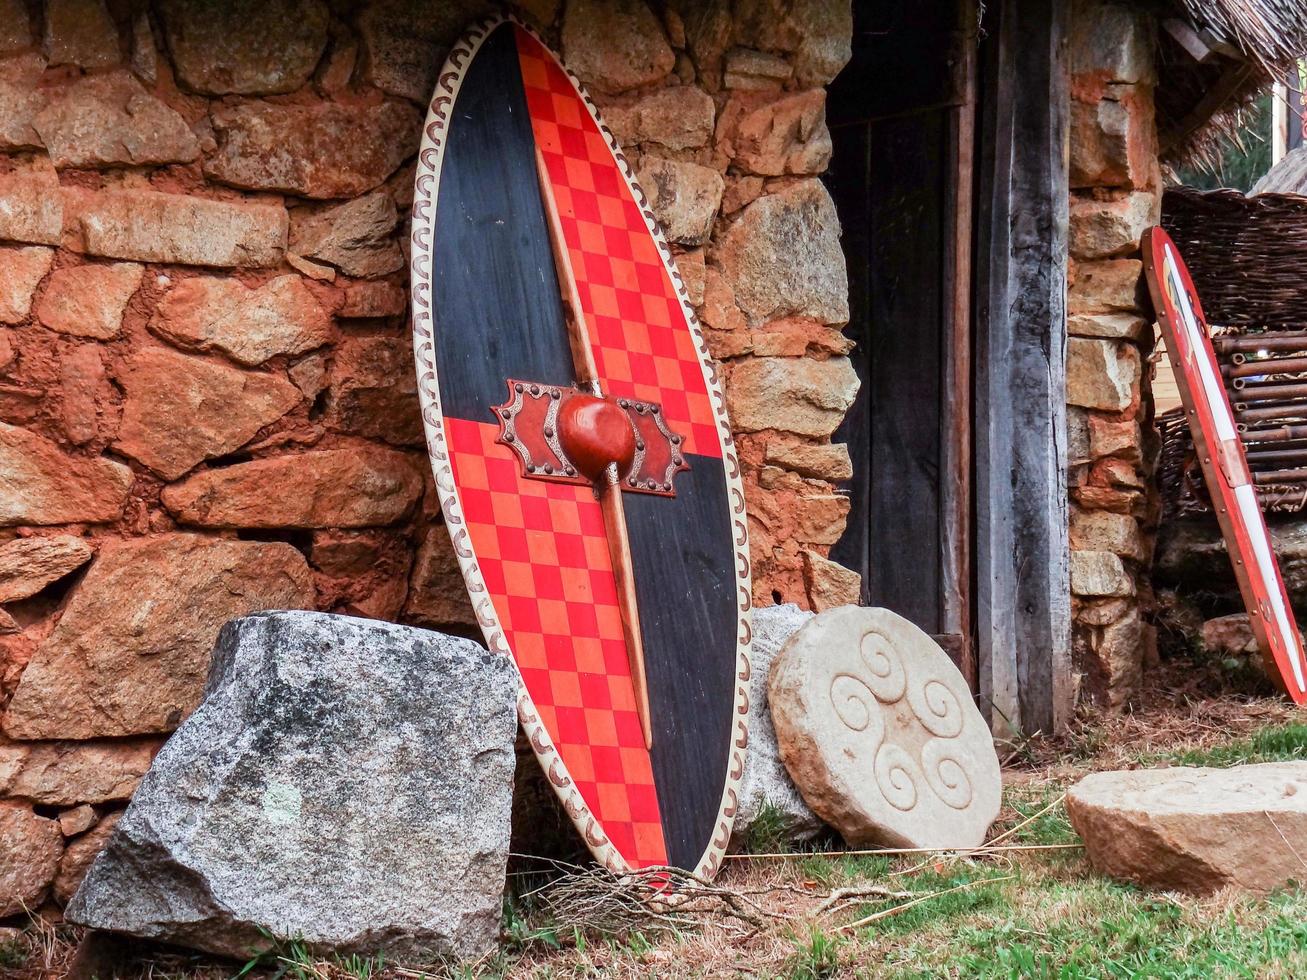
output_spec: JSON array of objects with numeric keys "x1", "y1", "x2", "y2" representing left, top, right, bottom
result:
[
  {"x1": 446, "y1": 418, "x2": 668, "y2": 868},
  {"x1": 516, "y1": 29, "x2": 720, "y2": 460}
]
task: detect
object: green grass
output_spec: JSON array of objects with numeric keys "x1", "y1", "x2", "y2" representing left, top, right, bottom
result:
[
  {"x1": 1148, "y1": 722, "x2": 1307, "y2": 769},
  {"x1": 889, "y1": 883, "x2": 1307, "y2": 979},
  {"x1": 783, "y1": 925, "x2": 845, "y2": 979},
  {"x1": 1003, "y1": 791, "x2": 1079, "y2": 847},
  {"x1": 743, "y1": 798, "x2": 796, "y2": 854}
]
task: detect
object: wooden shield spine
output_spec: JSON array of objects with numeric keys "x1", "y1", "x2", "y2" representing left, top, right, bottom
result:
[
  {"x1": 409, "y1": 15, "x2": 754, "y2": 876},
  {"x1": 1142, "y1": 228, "x2": 1307, "y2": 704}
]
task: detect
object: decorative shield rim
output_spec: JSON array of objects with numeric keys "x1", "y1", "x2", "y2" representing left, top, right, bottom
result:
[
  {"x1": 1142, "y1": 226, "x2": 1307, "y2": 704},
  {"x1": 408, "y1": 14, "x2": 755, "y2": 875}
]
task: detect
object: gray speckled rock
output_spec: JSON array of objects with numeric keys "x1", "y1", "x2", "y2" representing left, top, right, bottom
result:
[
  {"x1": 67, "y1": 611, "x2": 517, "y2": 963},
  {"x1": 731, "y1": 604, "x2": 824, "y2": 848}
]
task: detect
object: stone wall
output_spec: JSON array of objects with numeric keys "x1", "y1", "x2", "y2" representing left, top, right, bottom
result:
[
  {"x1": 0, "y1": 0, "x2": 856, "y2": 913},
  {"x1": 1065, "y1": 0, "x2": 1161, "y2": 709}
]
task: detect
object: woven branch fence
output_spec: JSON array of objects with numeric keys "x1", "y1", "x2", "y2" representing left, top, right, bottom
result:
[{"x1": 1158, "y1": 186, "x2": 1307, "y2": 516}]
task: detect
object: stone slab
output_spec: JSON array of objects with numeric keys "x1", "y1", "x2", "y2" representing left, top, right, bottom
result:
[
  {"x1": 732, "y1": 604, "x2": 823, "y2": 848},
  {"x1": 769, "y1": 605, "x2": 1001, "y2": 849},
  {"x1": 1067, "y1": 763, "x2": 1307, "y2": 895},
  {"x1": 67, "y1": 612, "x2": 518, "y2": 962}
]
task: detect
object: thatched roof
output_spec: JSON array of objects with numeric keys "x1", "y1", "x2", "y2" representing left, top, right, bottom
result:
[{"x1": 1158, "y1": 0, "x2": 1307, "y2": 169}]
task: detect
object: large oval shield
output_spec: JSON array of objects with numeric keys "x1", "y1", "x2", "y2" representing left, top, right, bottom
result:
[
  {"x1": 409, "y1": 16, "x2": 754, "y2": 875},
  {"x1": 1143, "y1": 227, "x2": 1307, "y2": 704}
]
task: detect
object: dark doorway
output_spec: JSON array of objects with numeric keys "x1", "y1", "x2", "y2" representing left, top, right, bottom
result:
[{"x1": 825, "y1": 0, "x2": 976, "y2": 683}]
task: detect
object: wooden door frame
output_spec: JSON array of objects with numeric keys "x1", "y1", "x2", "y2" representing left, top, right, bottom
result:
[
  {"x1": 973, "y1": 0, "x2": 1073, "y2": 737},
  {"x1": 941, "y1": 0, "x2": 977, "y2": 688},
  {"x1": 824, "y1": 0, "x2": 978, "y2": 686}
]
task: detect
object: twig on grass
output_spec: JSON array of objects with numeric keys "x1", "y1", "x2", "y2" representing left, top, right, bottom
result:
[
  {"x1": 836, "y1": 875, "x2": 1016, "y2": 933},
  {"x1": 726, "y1": 841, "x2": 1080, "y2": 862}
]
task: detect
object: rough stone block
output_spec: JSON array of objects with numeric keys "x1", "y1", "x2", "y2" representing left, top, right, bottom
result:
[
  {"x1": 32, "y1": 71, "x2": 199, "y2": 168},
  {"x1": 1068, "y1": 406, "x2": 1091, "y2": 466},
  {"x1": 43, "y1": 0, "x2": 119, "y2": 69},
  {"x1": 1069, "y1": 0, "x2": 1154, "y2": 87},
  {"x1": 357, "y1": 0, "x2": 494, "y2": 103},
  {"x1": 338, "y1": 282, "x2": 404, "y2": 320},
  {"x1": 0, "y1": 245, "x2": 53, "y2": 322},
  {"x1": 1088, "y1": 415, "x2": 1142, "y2": 462},
  {"x1": 1068, "y1": 259, "x2": 1145, "y2": 315},
  {"x1": 156, "y1": 0, "x2": 329, "y2": 96},
  {"x1": 113, "y1": 346, "x2": 300, "y2": 481},
  {"x1": 1068, "y1": 312, "x2": 1149, "y2": 342},
  {"x1": 326, "y1": 335, "x2": 423, "y2": 446},
  {"x1": 1068, "y1": 763, "x2": 1307, "y2": 894},
  {"x1": 1067, "y1": 337, "x2": 1140, "y2": 412},
  {"x1": 733, "y1": 0, "x2": 852, "y2": 87},
  {"x1": 67, "y1": 612, "x2": 517, "y2": 962},
  {"x1": 160, "y1": 448, "x2": 424, "y2": 529},
  {"x1": 763, "y1": 440, "x2": 853, "y2": 481},
  {"x1": 36, "y1": 262, "x2": 143, "y2": 339},
  {"x1": 60, "y1": 344, "x2": 106, "y2": 445},
  {"x1": 1070, "y1": 549, "x2": 1133, "y2": 598},
  {"x1": 603, "y1": 86, "x2": 716, "y2": 151},
  {"x1": 0, "y1": 0, "x2": 31, "y2": 53},
  {"x1": 80, "y1": 190, "x2": 287, "y2": 268},
  {"x1": 403, "y1": 527, "x2": 477, "y2": 629},
  {"x1": 732, "y1": 604, "x2": 823, "y2": 848},
  {"x1": 57, "y1": 805, "x2": 98, "y2": 838},
  {"x1": 2, "y1": 535, "x2": 314, "y2": 740},
  {"x1": 150, "y1": 274, "x2": 332, "y2": 366},
  {"x1": 724, "y1": 47, "x2": 793, "y2": 90},
  {"x1": 0, "y1": 803, "x2": 61, "y2": 917},
  {"x1": 1070, "y1": 509, "x2": 1145, "y2": 560},
  {"x1": 718, "y1": 90, "x2": 832, "y2": 176},
  {"x1": 1069, "y1": 191, "x2": 1158, "y2": 260},
  {"x1": 0, "y1": 422, "x2": 132, "y2": 526},
  {"x1": 0, "y1": 740, "x2": 156, "y2": 806},
  {"x1": 636, "y1": 156, "x2": 723, "y2": 246},
  {"x1": 802, "y1": 551, "x2": 861, "y2": 610},
  {"x1": 561, "y1": 0, "x2": 675, "y2": 94},
  {"x1": 290, "y1": 191, "x2": 403, "y2": 278},
  {"x1": 55, "y1": 811, "x2": 119, "y2": 904},
  {"x1": 1070, "y1": 87, "x2": 1157, "y2": 190},
  {"x1": 0, "y1": 534, "x2": 93, "y2": 602},
  {"x1": 206, "y1": 100, "x2": 420, "y2": 199},
  {"x1": 714, "y1": 179, "x2": 849, "y2": 324},
  {"x1": 0, "y1": 165, "x2": 63, "y2": 245},
  {"x1": 0, "y1": 53, "x2": 45, "y2": 151},
  {"x1": 727, "y1": 355, "x2": 859, "y2": 437}
]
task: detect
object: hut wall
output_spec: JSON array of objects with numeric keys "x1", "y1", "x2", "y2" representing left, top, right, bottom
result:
[
  {"x1": 1065, "y1": 0, "x2": 1162, "y2": 709},
  {"x1": 0, "y1": 0, "x2": 857, "y2": 910}
]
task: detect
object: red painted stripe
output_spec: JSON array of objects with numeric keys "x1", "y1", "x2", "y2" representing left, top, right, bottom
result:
[
  {"x1": 446, "y1": 417, "x2": 669, "y2": 865},
  {"x1": 515, "y1": 27, "x2": 722, "y2": 460}
]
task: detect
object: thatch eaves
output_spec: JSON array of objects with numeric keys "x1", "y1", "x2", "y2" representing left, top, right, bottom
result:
[{"x1": 1157, "y1": 0, "x2": 1307, "y2": 170}]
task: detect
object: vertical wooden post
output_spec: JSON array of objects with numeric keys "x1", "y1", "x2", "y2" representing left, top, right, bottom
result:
[
  {"x1": 973, "y1": 0, "x2": 1072, "y2": 737},
  {"x1": 941, "y1": 0, "x2": 978, "y2": 690}
]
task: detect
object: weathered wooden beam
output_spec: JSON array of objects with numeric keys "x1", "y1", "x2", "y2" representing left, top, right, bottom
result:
[
  {"x1": 1160, "y1": 58, "x2": 1258, "y2": 154},
  {"x1": 973, "y1": 0, "x2": 1072, "y2": 737},
  {"x1": 941, "y1": 0, "x2": 978, "y2": 690},
  {"x1": 1163, "y1": 18, "x2": 1222, "y2": 64}
]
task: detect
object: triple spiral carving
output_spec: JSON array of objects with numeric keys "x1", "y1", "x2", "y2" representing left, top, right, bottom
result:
[{"x1": 827, "y1": 629, "x2": 973, "y2": 813}]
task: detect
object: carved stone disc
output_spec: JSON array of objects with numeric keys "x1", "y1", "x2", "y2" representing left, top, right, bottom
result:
[{"x1": 769, "y1": 606, "x2": 1002, "y2": 849}]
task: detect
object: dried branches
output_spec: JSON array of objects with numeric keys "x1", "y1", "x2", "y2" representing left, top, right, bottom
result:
[{"x1": 511, "y1": 849, "x2": 1024, "y2": 945}]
